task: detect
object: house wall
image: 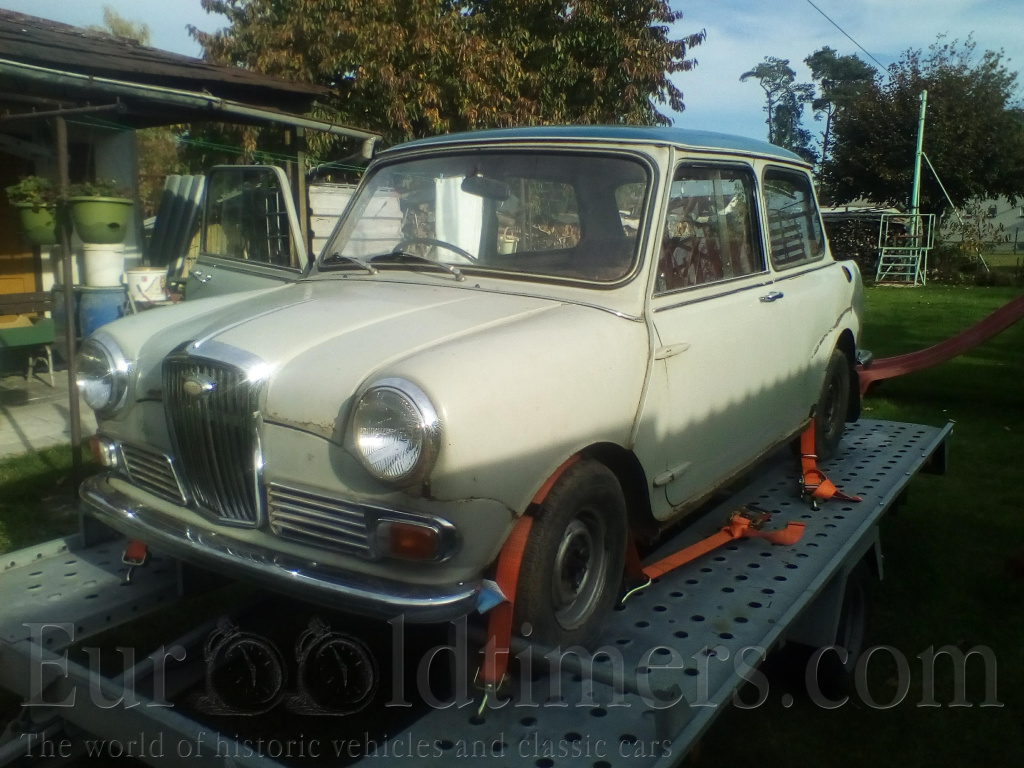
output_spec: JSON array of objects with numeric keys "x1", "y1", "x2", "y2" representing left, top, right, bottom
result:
[
  {"x1": 0, "y1": 152, "x2": 37, "y2": 305},
  {"x1": 308, "y1": 183, "x2": 357, "y2": 256},
  {"x1": 940, "y1": 197, "x2": 1024, "y2": 253}
]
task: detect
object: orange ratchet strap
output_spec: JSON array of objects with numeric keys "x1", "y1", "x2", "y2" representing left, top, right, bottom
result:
[
  {"x1": 478, "y1": 515, "x2": 533, "y2": 704},
  {"x1": 799, "y1": 420, "x2": 863, "y2": 504},
  {"x1": 630, "y1": 508, "x2": 805, "y2": 586}
]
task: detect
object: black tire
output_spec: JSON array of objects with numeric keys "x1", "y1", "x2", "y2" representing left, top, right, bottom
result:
[
  {"x1": 809, "y1": 562, "x2": 869, "y2": 697},
  {"x1": 816, "y1": 349, "x2": 852, "y2": 461},
  {"x1": 513, "y1": 459, "x2": 628, "y2": 649}
]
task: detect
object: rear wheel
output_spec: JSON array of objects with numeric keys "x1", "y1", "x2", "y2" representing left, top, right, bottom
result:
[
  {"x1": 808, "y1": 562, "x2": 869, "y2": 697},
  {"x1": 816, "y1": 349, "x2": 852, "y2": 460},
  {"x1": 513, "y1": 460, "x2": 627, "y2": 649}
]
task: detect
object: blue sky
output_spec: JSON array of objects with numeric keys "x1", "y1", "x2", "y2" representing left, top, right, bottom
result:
[{"x1": 2, "y1": 0, "x2": 1021, "y2": 143}]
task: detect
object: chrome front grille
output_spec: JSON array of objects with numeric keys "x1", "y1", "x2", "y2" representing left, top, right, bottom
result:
[
  {"x1": 268, "y1": 484, "x2": 374, "y2": 558},
  {"x1": 119, "y1": 443, "x2": 186, "y2": 505},
  {"x1": 163, "y1": 356, "x2": 262, "y2": 526}
]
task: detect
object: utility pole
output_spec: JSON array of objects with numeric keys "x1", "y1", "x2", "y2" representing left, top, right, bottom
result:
[{"x1": 910, "y1": 90, "x2": 928, "y2": 221}]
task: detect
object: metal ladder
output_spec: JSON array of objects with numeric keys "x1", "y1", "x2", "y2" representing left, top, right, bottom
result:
[{"x1": 876, "y1": 213, "x2": 935, "y2": 285}]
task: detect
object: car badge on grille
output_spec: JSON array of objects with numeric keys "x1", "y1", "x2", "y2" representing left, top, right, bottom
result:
[{"x1": 183, "y1": 374, "x2": 216, "y2": 399}]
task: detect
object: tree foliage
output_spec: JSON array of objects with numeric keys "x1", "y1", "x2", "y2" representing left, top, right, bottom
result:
[
  {"x1": 804, "y1": 47, "x2": 874, "y2": 172},
  {"x1": 823, "y1": 38, "x2": 1024, "y2": 213},
  {"x1": 190, "y1": 0, "x2": 705, "y2": 146},
  {"x1": 740, "y1": 57, "x2": 816, "y2": 163}
]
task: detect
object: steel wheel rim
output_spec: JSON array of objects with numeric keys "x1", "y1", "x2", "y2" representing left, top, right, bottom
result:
[
  {"x1": 823, "y1": 372, "x2": 843, "y2": 443},
  {"x1": 551, "y1": 508, "x2": 609, "y2": 630}
]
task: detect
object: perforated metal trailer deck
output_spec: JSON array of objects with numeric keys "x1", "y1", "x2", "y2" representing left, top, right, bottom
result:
[{"x1": 0, "y1": 419, "x2": 950, "y2": 767}]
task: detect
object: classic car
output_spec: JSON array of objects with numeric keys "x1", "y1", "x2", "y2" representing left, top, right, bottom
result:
[{"x1": 78, "y1": 126, "x2": 863, "y2": 648}]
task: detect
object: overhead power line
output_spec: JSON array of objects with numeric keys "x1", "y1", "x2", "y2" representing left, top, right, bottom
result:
[{"x1": 803, "y1": 0, "x2": 889, "y2": 72}]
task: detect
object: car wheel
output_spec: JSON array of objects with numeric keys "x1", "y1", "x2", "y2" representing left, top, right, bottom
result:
[
  {"x1": 513, "y1": 459, "x2": 628, "y2": 649},
  {"x1": 816, "y1": 348, "x2": 851, "y2": 461},
  {"x1": 809, "y1": 562, "x2": 869, "y2": 698}
]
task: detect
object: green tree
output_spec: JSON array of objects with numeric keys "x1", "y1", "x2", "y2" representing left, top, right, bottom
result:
[
  {"x1": 740, "y1": 57, "x2": 816, "y2": 163},
  {"x1": 823, "y1": 37, "x2": 1024, "y2": 214},
  {"x1": 190, "y1": 0, "x2": 705, "y2": 146},
  {"x1": 804, "y1": 47, "x2": 875, "y2": 173}
]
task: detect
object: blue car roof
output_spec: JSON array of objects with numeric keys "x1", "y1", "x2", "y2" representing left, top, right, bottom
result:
[{"x1": 382, "y1": 125, "x2": 805, "y2": 164}]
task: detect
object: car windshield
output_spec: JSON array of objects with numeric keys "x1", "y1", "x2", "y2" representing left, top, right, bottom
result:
[{"x1": 320, "y1": 150, "x2": 650, "y2": 284}]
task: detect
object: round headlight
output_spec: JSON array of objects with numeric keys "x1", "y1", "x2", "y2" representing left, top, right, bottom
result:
[
  {"x1": 76, "y1": 335, "x2": 130, "y2": 414},
  {"x1": 350, "y1": 379, "x2": 441, "y2": 487}
]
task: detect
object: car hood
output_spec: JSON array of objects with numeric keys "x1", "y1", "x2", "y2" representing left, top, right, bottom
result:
[{"x1": 144, "y1": 280, "x2": 563, "y2": 440}]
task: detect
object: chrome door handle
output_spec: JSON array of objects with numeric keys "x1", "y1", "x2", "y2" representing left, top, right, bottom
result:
[
  {"x1": 190, "y1": 270, "x2": 212, "y2": 284},
  {"x1": 759, "y1": 290, "x2": 784, "y2": 303}
]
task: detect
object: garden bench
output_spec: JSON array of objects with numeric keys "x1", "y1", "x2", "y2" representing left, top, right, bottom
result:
[{"x1": 0, "y1": 291, "x2": 55, "y2": 386}]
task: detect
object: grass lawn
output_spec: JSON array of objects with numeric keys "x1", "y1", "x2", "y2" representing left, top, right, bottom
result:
[
  {"x1": 0, "y1": 285, "x2": 1020, "y2": 765},
  {"x1": 698, "y1": 284, "x2": 1024, "y2": 767},
  {"x1": 0, "y1": 445, "x2": 89, "y2": 553}
]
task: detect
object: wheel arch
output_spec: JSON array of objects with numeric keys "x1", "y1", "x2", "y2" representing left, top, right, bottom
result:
[{"x1": 533, "y1": 443, "x2": 656, "y2": 538}]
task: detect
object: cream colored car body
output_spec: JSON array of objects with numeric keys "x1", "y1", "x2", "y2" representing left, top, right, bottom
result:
[{"x1": 80, "y1": 127, "x2": 863, "y2": 622}]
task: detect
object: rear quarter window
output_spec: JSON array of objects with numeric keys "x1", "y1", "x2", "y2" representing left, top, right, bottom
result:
[{"x1": 762, "y1": 168, "x2": 826, "y2": 270}]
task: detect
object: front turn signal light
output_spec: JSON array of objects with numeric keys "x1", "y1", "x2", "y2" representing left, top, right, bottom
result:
[{"x1": 377, "y1": 520, "x2": 440, "y2": 561}]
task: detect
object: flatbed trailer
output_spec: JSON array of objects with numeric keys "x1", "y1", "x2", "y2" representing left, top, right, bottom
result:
[{"x1": 0, "y1": 419, "x2": 950, "y2": 767}]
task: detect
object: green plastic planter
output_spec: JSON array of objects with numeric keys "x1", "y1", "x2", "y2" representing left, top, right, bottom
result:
[
  {"x1": 14, "y1": 203, "x2": 58, "y2": 246},
  {"x1": 69, "y1": 196, "x2": 133, "y2": 244}
]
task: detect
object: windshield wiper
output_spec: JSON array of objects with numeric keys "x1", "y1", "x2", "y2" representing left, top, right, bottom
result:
[
  {"x1": 322, "y1": 252, "x2": 378, "y2": 274},
  {"x1": 370, "y1": 250, "x2": 466, "y2": 282}
]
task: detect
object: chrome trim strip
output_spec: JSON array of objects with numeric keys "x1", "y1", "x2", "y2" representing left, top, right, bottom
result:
[
  {"x1": 190, "y1": 298, "x2": 312, "y2": 356},
  {"x1": 771, "y1": 262, "x2": 835, "y2": 282},
  {"x1": 653, "y1": 278, "x2": 775, "y2": 312},
  {"x1": 185, "y1": 340, "x2": 271, "y2": 382},
  {"x1": 80, "y1": 475, "x2": 480, "y2": 624}
]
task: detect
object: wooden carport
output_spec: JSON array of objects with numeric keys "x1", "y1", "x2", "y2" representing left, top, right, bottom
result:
[{"x1": 0, "y1": 10, "x2": 378, "y2": 487}]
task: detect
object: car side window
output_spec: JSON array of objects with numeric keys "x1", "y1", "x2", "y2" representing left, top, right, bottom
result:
[
  {"x1": 762, "y1": 168, "x2": 825, "y2": 270},
  {"x1": 203, "y1": 168, "x2": 300, "y2": 268},
  {"x1": 656, "y1": 165, "x2": 764, "y2": 294}
]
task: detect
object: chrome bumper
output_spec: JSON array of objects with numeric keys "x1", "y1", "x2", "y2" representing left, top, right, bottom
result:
[{"x1": 80, "y1": 474, "x2": 480, "y2": 624}]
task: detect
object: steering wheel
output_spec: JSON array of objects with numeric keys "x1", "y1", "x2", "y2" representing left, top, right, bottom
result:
[{"x1": 395, "y1": 237, "x2": 477, "y2": 262}]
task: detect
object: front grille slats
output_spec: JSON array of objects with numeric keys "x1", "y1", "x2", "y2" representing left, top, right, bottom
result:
[
  {"x1": 269, "y1": 502, "x2": 367, "y2": 535},
  {"x1": 271, "y1": 512, "x2": 372, "y2": 547},
  {"x1": 119, "y1": 444, "x2": 185, "y2": 505},
  {"x1": 268, "y1": 484, "x2": 374, "y2": 557},
  {"x1": 163, "y1": 357, "x2": 262, "y2": 526}
]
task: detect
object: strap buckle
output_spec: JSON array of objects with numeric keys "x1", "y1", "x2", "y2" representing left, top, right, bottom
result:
[
  {"x1": 733, "y1": 504, "x2": 773, "y2": 530},
  {"x1": 472, "y1": 668, "x2": 509, "y2": 717}
]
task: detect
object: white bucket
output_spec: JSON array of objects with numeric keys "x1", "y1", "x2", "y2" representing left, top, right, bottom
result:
[
  {"x1": 50, "y1": 245, "x2": 83, "y2": 286},
  {"x1": 126, "y1": 267, "x2": 168, "y2": 303},
  {"x1": 83, "y1": 243, "x2": 125, "y2": 287}
]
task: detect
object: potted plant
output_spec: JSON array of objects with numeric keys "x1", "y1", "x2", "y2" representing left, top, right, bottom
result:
[
  {"x1": 67, "y1": 179, "x2": 133, "y2": 244},
  {"x1": 5, "y1": 176, "x2": 59, "y2": 245}
]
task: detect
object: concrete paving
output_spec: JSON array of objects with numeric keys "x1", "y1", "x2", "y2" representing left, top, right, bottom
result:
[{"x1": 0, "y1": 369, "x2": 97, "y2": 460}]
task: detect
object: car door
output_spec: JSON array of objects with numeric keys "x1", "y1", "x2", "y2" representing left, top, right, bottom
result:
[
  {"x1": 760, "y1": 166, "x2": 844, "y2": 404},
  {"x1": 634, "y1": 161, "x2": 797, "y2": 519},
  {"x1": 185, "y1": 165, "x2": 306, "y2": 300}
]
